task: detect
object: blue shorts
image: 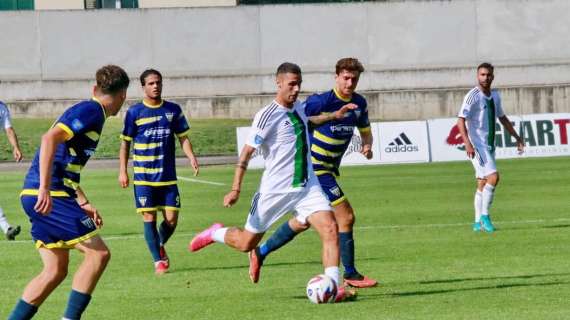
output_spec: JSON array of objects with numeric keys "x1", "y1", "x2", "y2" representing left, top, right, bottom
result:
[
  {"x1": 21, "y1": 195, "x2": 98, "y2": 249},
  {"x1": 133, "y1": 184, "x2": 180, "y2": 214},
  {"x1": 317, "y1": 173, "x2": 346, "y2": 206}
]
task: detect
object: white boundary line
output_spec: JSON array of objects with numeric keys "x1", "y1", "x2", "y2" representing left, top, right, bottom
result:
[
  {"x1": 3, "y1": 218, "x2": 570, "y2": 245},
  {"x1": 177, "y1": 176, "x2": 226, "y2": 186}
]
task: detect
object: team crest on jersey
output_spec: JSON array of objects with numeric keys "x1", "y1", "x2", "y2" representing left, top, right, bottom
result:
[
  {"x1": 165, "y1": 113, "x2": 174, "y2": 122},
  {"x1": 138, "y1": 196, "x2": 148, "y2": 206},
  {"x1": 71, "y1": 119, "x2": 84, "y2": 131},
  {"x1": 354, "y1": 110, "x2": 361, "y2": 118},
  {"x1": 80, "y1": 216, "x2": 96, "y2": 229},
  {"x1": 329, "y1": 186, "x2": 341, "y2": 197}
]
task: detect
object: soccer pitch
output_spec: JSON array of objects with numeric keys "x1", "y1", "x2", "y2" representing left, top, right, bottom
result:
[{"x1": 1, "y1": 157, "x2": 569, "y2": 319}]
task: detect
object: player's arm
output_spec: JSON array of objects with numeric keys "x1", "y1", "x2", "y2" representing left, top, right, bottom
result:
[
  {"x1": 118, "y1": 140, "x2": 131, "y2": 188},
  {"x1": 308, "y1": 103, "x2": 358, "y2": 125},
  {"x1": 223, "y1": 145, "x2": 256, "y2": 208},
  {"x1": 457, "y1": 117, "x2": 475, "y2": 159},
  {"x1": 75, "y1": 186, "x2": 103, "y2": 228},
  {"x1": 179, "y1": 135, "x2": 199, "y2": 176},
  {"x1": 34, "y1": 126, "x2": 70, "y2": 215},
  {"x1": 5, "y1": 127, "x2": 22, "y2": 162},
  {"x1": 360, "y1": 129, "x2": 373, "y2": 159},
  {"x1": 499, "y1": 115, "x2": 525, "y2": 153}
]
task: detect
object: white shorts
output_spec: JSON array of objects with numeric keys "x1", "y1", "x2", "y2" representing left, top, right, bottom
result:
[
  {"x1": 244, "y1": 184, "x2": 332, "y2": 233},
  {"x1": 471, "y1": 145, "x2": 497, "y2": 179}
]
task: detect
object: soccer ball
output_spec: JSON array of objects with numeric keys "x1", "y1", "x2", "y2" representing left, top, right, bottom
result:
[{"x1": 306, "y1": 274, "x2": 338, "y2": 304}]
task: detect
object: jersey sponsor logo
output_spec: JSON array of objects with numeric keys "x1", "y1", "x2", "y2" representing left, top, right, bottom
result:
[
  {"x1": 80, "y1": 216, "x2": 96, "y2": 230},
  {"x1": 165, "y1": 113, "x2": 174, "y2": 122},
  {"x1": 143, "y1": 127, "x2": 171, "y2": 138},
  {"x1": 254, "y1": 134, "x2": 264, "y2": 145},
  {"x1": 330, "y1": 124, "x2": 354, "y2": 134},
  {"x1": 72, "y1": 119, "x2": 84, "y2": 131},
  {"x1": 138, "y1": 196, "x2": 148, "y2": 206},
  {"x1": 386, "y1": 133, "x2": 419, "y2": 153},
  {"x1": 329, "y1": 186, "x2": 341, "y2": 197}
]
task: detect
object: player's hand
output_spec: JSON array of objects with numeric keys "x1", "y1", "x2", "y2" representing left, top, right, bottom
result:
[
  {"x1": 223, "y1": 190, "x2": 240, "y2": 208},
  {"x1": 361, "y1": 144, "x2": 373, "y2": 159},
  {"x1": 334, "y1": 103, "x2": 357, "y2": 120},
  {"x1": 190, "y1": 156, "x2": 199, "y2": 177},
  {"x1": 34, "y1": 188, "x2": 52, "y2": 215},
  {"x1": 516, "y1": 139, "x2": 525, "y2": 155},
  {"x1": 118, "y1": 172, "x2": 129, "y2": 188},
  {"x1": 82, "y1": 203, "x2": 103, "y2": 228},
  {"x1": 13, "y1": 148, "x2": 23, "y2": 162},
  {"x1": 465, "y1": 142, "x2": 475, "y2": 159}
]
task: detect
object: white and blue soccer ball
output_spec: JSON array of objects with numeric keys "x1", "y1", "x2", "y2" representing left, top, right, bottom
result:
[{"x1": 306, "y1": 274, "x2": 337, "y2": 304}]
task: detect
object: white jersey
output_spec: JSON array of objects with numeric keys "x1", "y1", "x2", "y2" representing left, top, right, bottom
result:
[
  {"x1": 246, "y1": 100, "x2": 318, "y2": 194},
  {"x1": 0, "y1": 102, "x2": 13, "y2": 130},
  {"x1": 458, "y1": 87, "x2": 504, "y2": 151}
]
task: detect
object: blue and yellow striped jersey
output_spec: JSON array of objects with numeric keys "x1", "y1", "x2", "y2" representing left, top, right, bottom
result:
[
  {"x1": 305, "y1": 89, "x2": 371, "y2": 176},
  {"x1": 23, "y1": 98, "x2": 107, "y2": 197},
  {"x1": 121, "y1": 100, "x2": 190, "y2": 186}
]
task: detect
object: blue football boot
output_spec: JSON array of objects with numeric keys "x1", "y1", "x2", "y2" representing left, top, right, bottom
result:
[{"x1": 480, "y1": 215, "x2": 495, "y2": 233}]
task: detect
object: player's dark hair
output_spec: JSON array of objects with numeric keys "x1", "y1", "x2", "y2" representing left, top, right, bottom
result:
[
  {"x1": 477, "y1": 62, "x2": 494, "y2": 73},
  {"x1": 276, "y1": 62, "x2": 302, "y2": 77},
  {"x1": 336, "y1": 57, "x2": 365, "y2": 75},
  {"x1": 96, "y1": 65, "x2": 130, "y2": 94},
  {"x1": 140, "y1": 69, "x2": 163, "y2": 86}
]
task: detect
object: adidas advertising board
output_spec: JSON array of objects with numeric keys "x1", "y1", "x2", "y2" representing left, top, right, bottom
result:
[
  {"x1": 376, "y1": 121, "x2": 430, "y2": 164},
  {"x1": 428, "y1": 113, "x2": 570, "y2": 162}
]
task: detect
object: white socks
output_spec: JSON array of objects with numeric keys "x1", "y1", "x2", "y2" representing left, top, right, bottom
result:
[
  {"x1": 482, "y1": 184, "x2": 495, "y2": 216},
  {"x1": 474, "y1": 191, "x2": 483, "y2": 222},
  {"x1": 0, "y1": 207, "x2": 11, "y2": 234},
  {"x1": 324, "y1": 266, "x2": 340, "y2": 286},
  {"x1": 212, "y1": 227, "x2": 228, "y2": 244}
]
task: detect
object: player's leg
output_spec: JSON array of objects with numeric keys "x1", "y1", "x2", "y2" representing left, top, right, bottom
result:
[
  {"x1": 478, "y1": 149, "x2": 499, "y2": 232},
  {"x1": 63, "y1": 235, "x2": 111, "y2": 320},
  {"x1": 256, "y1": 218, "x2": 309, "y2": 263},
  {"x1": 190, "y1": 192, "x2": 290, "y2": 254},
  {"x1": 135, "y1": 185, "x2": 164, "y2": 271},
  {"x1": 8, "y1": 248, "x2": 70, "y2": 319},
  {"x1": 0, "y1": 206, "x2": 21, "y2": 240},
  {"x1": 157, "y1": 185, "x2": 180, "y2": 268}
]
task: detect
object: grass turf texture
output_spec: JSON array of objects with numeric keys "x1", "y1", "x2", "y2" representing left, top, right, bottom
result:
[
  {"x1": 0, "y1": 157, "x2": 569, "y2": 319},
  {"x1": 0, "y1": 118, "x2": 251, "y2": 161}
]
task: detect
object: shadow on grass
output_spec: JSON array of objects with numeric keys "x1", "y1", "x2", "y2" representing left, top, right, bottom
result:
[
  {"x1": 417, "y1": 272, "x2": 570, "y2": 285},
  {"x1": 369, "y1": 280, "x2": 570, "y2": 299}
]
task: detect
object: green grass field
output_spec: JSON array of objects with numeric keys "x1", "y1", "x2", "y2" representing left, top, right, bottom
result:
[
  {"x1": 0, "y1": 118, "x2": 251, "y2": 161},
  {"x1": 1, "y1": 157, "x2": 569, "y2": 319}
]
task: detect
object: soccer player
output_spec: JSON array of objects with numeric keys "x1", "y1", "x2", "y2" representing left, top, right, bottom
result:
[
  {"x1": 0, "y1": 100, "x2": 23, "y2": 240},
  {"x1": 119, "y1": 69, "x2": 198, "y2": 275},
  {"x1": 248, "y1": 58, "x2": 377, "y2": 288},
  {"x1": 189, "y1": 62, "x2": 354, "y2": 301},
  {"x1": 457, "y1": 62, "x2": 524, "y2": 232},
  {"x1": 8, "y1": 65, "x2": 129, "y2": 320}
]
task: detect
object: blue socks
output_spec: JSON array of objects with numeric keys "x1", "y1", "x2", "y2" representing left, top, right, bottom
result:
[
  {"x1": 63, "y1": 290, "x2": 91, "y2": 320},
  {"x1": 339, "y1": 231, "x2": 358, "y2": 276},
  {"x1": 143, "y1": 221, "x2": 161, "y2": 262},
  {"x1": 8, "y1": 299, "x2": 38, "y2": 320},
  {"x1": 259, "y1": 221, "x2": 298, "y2": 259},
  {"x1": 158, "y1": 221, "x2": 176, "y2": 246}
]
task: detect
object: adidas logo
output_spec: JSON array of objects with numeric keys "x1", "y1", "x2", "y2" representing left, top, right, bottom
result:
[{"x1": 385, "y1": 133, "x2": 419, "y2": 153}]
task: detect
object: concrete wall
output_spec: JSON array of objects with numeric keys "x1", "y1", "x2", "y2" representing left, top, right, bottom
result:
[
  {"x1": 1, "y1": 0, "x2": 570, "y2": 119},
  {"x1": 139, "y1": 0, "x2": 237, "y2": 8},
  {"x1": 35, "y1": 0, "x2": 84, "y2": 10}
]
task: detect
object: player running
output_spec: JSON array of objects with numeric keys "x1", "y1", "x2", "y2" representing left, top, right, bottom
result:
[
  {"x1": 248, "y1": 58, "x2": 377, "y2": 288},
  {"x1": 119, "y1": 69, "x2": 199, "y2": 275},
  {"x1": 8, "y1": 65, "x2": 129, "y2": 320},
  {"x1": 457, "y1": 62, "x2": 524, "y2": 232},
  {"x1": 189, "y1": 62, "x2": 355, "y2": 302},
  {"x1": 0, "y1": 100, "x2": 23, "y2": 240}
]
